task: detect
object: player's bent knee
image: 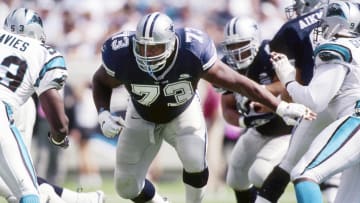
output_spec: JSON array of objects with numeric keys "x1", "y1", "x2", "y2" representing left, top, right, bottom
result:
[
  {"x1": 226, "y1": 164, "x2": 251, "y2": 190},
  {"x1": 115, "y1": 175, "x2": 142, "y2": 199},
  {"x1": 183, "y1": 168, "x2": 209, "y2": 188},
  {"x1": 290, "y1": 168, "x2": 319, "y2": 184},
  {"x1": 249, "y1": 159, "x2": 275, "y2": 188}
]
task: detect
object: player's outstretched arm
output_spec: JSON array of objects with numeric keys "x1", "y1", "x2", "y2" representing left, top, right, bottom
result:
[
  {"x1": 202, "y1": 59, "x2": 316, "y2": 124},
  {"x1": 39, "y1": 88, "x2": 69, "y2": 145},
  {"x1": 92, "y1": 65, "x2": 125, "y2": 138},
  {"x1": 92, "y1": 65, "x2": 123, "y2": 111}
]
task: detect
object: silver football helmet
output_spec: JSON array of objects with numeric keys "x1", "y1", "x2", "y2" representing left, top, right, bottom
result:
[
  {"x1": 133, "y1": 12, "x2": 176, "y2": 74},
  {"x1": 3, "y1": 8, "x2": 46, "y2": 43},
  {"x1": 318, "y1": 1, "x2": 360, "y2": 39},
  {"x1": 285, "y1": 0, "x2": 325, "y2": 19},
  {"x1": 222, "y1": 16, "x2": 260, "y2": 70}
]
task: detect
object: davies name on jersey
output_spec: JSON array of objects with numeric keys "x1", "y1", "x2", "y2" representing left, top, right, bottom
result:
[{"x1": 0, "y1": 32, "x2": 29, "y2": 52}]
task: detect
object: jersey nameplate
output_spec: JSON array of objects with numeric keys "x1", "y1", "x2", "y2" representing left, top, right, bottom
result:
[{"x1": 299, "y1": 11, "x2": 323, "y2": 29}]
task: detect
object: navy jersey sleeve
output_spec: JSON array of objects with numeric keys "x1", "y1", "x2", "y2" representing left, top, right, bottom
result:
[
  {"x1": 101, "y1": 31, "x2": 133, "y2": 78},
  {"x1": 183, "y1": 28, "x2": 217, "y2": 71}
]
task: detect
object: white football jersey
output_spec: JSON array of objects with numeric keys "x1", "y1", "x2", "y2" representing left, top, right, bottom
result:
[
  {"x1": 314, "y1": 36, "x2": 360, "y2": 118},
  {"x1": 0, "y1": 29, "x2": 67, "y2": 110}
]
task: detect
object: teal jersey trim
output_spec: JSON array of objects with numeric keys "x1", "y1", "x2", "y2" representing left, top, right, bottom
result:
[
  {"x1": 314, "y1": 43, "x2": 352, "y2": 63},
  {"x1": 306, "y1": 116, "x2": 360, "y2": 170}
]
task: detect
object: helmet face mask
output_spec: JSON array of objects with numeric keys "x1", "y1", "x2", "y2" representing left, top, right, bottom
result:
[
  {"x1": 133, "y1": 12, "x2": 176, "y2": 74},
  {"x1": 222, "y1": 17, "x2": 260, "y2": 70},
  {"x1": 3, "y1": 8, "x2": 46, "y2": 43},
  {"x1": 285, "y1": 0, "x2": 324, "y2": 19}
]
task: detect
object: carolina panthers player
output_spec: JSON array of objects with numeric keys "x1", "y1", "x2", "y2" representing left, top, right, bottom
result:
[
  {"x1": 273, "y1": 1, "x2": 360, "y2": 202},
  {"x1": 254, "y1": 1, "x2": 343, "y2": 202},
  {"x1": 92, "y1": 12, "x2": 315, "y2": 203},
  {"x1": 219, "y1": 16, "x2": 292, "y2": 203},
  {"x1": 0, "y1": 8, "x2": 104, "y2": 203},
  {"x1": 0, "y1": 7, "x2": 69, "y2": 203}
]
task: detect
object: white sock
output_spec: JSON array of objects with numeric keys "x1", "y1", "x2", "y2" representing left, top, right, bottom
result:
[
  {"x1": 185, "y1": 184, "x2": 205, "y2": 203},
  {"x1": 60, "y1": 188, "x2": 79, "y2": 203},
  {"x1": 145, "y1": 192, "x2": 168, "y2": 203},
  {"x1": 254, "y1": 195, "x2": 272, "y2": 203},
  {"x1": 39, "y1": 183, "x2": 66, "y2": 203},
  {"x1": 6, "y1": 196, "x2": 17, "y2": 203},
  {"x1": 0, "y1": 178, "x2": 13, "y2": 200},
  {"x1": 322, "y1": 187, "x2": 338, "y2": 203}
]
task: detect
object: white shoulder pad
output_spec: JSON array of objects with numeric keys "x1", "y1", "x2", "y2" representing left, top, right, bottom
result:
[
  {"x1": 314, "y1": 42, "x2": 352, "y2": 64},
  {"x1": 34, "y1": 56, "x2": 68, "y2": 96}
]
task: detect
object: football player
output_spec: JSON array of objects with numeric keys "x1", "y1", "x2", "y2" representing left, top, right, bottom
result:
[
  {"x1": 254, "y1": 1, "x2": 342, "y2": 202},
  {"x1": 0, "y1": 7, "x2": 68, "y2": 203},
  {"x1": 273, "y1": 1, "x2": 360, "y2": 202},
  {"x1": 92, "y1": 12, "x2": 315, "y2": 203},
  {"x1": 219, "y1": 16, "x2": 292, "y2": 203},
  {"x1": 0, "y1": 8, "x2": 104, "y2": 203}
]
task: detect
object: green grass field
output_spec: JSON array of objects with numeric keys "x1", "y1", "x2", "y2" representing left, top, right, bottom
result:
[
  {"x1": 63, "y1": 173, "x2": 297, "y2": 203},
  {"x1": 0, "y1": 173, "x2": 297, "y2": 203}
]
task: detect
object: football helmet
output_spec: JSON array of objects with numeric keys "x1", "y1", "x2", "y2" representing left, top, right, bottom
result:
[
  {"x1": 285, "y1": 0, "x2": 325, "y2": 19},
  {"x1": 317, "y1": 1, "x2": 360, "y2": 40},
  {"x1": 222, "y1": 16, "x2": 260, "y2": 70},
  {"x1": 133, "y1": 12, "x2": 176, "y2": 74},
  {"x1": 3, "y1": 8, "x2": 46, "y2": 43}
]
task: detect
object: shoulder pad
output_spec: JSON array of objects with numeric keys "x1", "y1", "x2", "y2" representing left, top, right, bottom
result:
[
  {"x1": 40, "y1": 44, "x2": 61, "y2": 56},
  {"x1": 314, "y1": 43, "x2": 352, "y2": 63}
]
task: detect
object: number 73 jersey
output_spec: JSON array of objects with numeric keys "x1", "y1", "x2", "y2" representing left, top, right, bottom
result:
[
  {"x1": 101, "y1": 28, "x2": 217, "y2": 123},
  {"x1": 0, "y1": 29, "x2": 68, "y2": 110}
]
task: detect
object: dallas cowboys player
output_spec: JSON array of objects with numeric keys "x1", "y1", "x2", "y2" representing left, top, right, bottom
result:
[
  {"x1": 92, "y1": 12, "x2": 315, "y2": 203},
  {"x1": 254, "y1": 1, "x2": 342, "y2": 202},
  {"x1": 219, "y1": 16, "x2": 292, "y2": 203},
  {"x1": 0, "y1": 7, "x2": 69, "y2": 203},
  {"x1": 0, "y1": 8, "x2": 105, "y2": 203},
  {"x1": 273, "y1": 1, "x2": 360, "y2": 202}
]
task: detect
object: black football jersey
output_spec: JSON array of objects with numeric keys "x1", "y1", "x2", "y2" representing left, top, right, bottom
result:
[
  {"x1": 222, "y1": 40, "x2": 292, "y2": 136},
  {"x1": 270, "y1": 8, "x2": 323, "y2": 84},
  {"x1": 101, "y1": 28, "x2": 217, "y2": 123}
]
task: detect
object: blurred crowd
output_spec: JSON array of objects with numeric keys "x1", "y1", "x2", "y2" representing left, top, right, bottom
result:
[
  {"x1": 0, "y1": 0, "x2": 292, "y2": 59},
  {"x1": 0, "y1": 0, "x2": 294, "y2": 192}
]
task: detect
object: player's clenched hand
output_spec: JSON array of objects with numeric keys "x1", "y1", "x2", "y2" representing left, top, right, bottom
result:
[
  {"x1": 276, "y1": 101, "x2": 317, "y2": 125},
  {"x1": 98, "y1": 110, "x2": 125, "y2": 138},
  {"x1": 271, "y1": 52, "x2": 296, "y2": 86}
]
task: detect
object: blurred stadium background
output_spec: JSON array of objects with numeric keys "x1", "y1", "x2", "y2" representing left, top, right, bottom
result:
[{"x1": 0, "y1": 0, "x2": 301, "y2": 202}]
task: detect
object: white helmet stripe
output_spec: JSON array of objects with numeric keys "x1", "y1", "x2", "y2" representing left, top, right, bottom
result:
[
  {"x1": 142, "y1": 12, "x2": 160, "y2": 38},
  {"x1": 227, "y1": 17, "x2": 237, "y2": 36}
]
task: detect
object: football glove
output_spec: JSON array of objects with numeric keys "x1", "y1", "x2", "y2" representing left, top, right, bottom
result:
[
  {"x1": 271, "y1": 52, "x2": 296, "y2": 86},
  {"x1": 48, "y1": 133, "x2": 69, "y2": 149},
  {"x1": 238, "y1": 113, "x2": 275, "y2": 128},
  {"x1": 235, "y1": 94, "x2": 251, "y2": 115},
  {"x1": 276, "y1": 101, "x2": 314, "y2": 126},
  {"x1": 98, "y1": 110, "x2": 125, "y2": 138}
]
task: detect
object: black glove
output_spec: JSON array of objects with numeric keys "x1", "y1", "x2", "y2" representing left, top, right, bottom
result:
[
  {"x1": 48, "y1": 133, "x2": 69, "y2": 149},
  {"x1": 238, "y1": 113, "x2": 275, "y2": 128}
]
